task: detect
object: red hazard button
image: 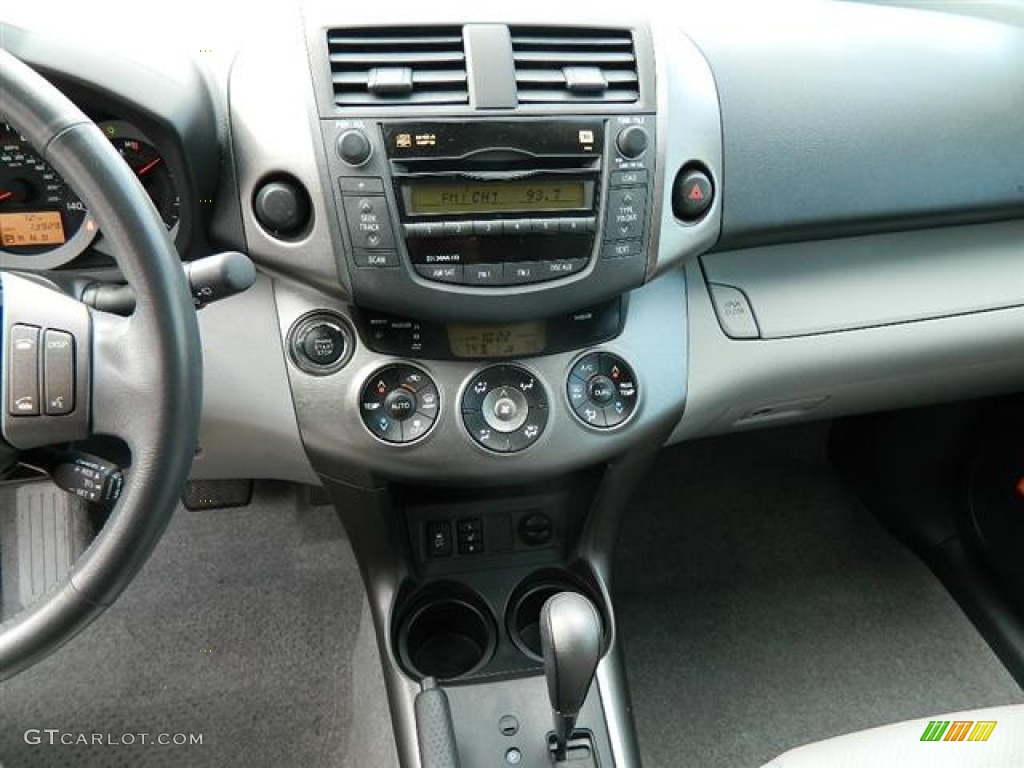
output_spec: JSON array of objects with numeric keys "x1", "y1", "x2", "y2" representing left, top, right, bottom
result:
[{"x1": 673, "y1": 167, "x2": 714, "y2": 222}]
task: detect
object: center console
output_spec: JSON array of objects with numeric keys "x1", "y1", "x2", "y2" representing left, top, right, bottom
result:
[{"x1": 228, "y1": 8, "x2": 724, "y2": 767}]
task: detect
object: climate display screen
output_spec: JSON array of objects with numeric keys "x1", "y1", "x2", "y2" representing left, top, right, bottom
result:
[
  {"x1": 447, "y1": 321, "x2": 546, "y2": 358},
  {"x1": 408, "y1": 180, "x2": 588, "y2": 216}
]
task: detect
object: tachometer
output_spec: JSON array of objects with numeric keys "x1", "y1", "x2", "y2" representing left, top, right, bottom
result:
[
  {"x1": 104, "y1": 122, "x2": 180, "y2": 231},
  {"x1": 0, "y1": 121, "x2": 97, "y2": 263}
]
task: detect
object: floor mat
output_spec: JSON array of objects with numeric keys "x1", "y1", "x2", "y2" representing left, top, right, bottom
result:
[
  {"x1": 0, "y1": 482, "x2": 365, "y2": 768},
  {"x1": 613, "y1": 427, "x2": 1024, "y2": 768}
]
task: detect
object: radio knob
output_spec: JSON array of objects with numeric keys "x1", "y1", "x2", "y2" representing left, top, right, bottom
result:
[
  {"x1": 615, "y1": 125, "x2": 649, "y2": 159},
  {"x1": 337, "y1": 129, "x2": 372, "y2": 166}
]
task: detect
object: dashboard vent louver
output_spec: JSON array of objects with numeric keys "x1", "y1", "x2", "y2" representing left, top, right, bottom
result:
[
  {"x1": 326, "y1": 27, "x2": 468, "y2": 107},
  {"x1": 510, "y1": 27, "x2": 639, "y2": 104}
]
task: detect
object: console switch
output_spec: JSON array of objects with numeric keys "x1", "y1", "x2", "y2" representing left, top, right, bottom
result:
[
  {"x1": 426, "y1": 521, "x2": 453, "y2": 558},
  {"x1": 343, "y1": 195, "x2": 395, "y2": 250},
  {"x1": 456, "y1": 518, "x2": 484, "y2": 554}
]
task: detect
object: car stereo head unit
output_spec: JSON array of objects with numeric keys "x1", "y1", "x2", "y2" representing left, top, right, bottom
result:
[
  {"x1": 383, "y1": 120, "x2": 603, "y2": 285},
  {"x1": 322, "y1": 114, "x2": 655, "y2": 322}
]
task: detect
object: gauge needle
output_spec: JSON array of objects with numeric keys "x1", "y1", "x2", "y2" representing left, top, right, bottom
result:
[
  {"x1": 0, "y1": 191, "x2": 12, "y2": 202},
  {"x1": 136, "y1": 158, "x2": 161, "y2": 177}
]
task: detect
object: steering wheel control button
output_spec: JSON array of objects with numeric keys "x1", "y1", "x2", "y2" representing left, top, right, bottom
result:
[
  {"x1": 336, "y1": 128, "x2": 373, "y2": 166},
  {"x1": 568, "y1": 352, "x2": 638, "y2": 429},
  {"x1": 673, "y1": 166, "x2": 714, "y2": 222},
  {"x1": 43, "y1": 330, "x2": 75, "y2": 415},
  {"x1": 8, "y1": 324, "x2": 41, "y2": 416},
  {"x1": 462, "y1": 365, "x2": 548, "y2": 453},
  {"x1": 289, "y1": 313, "x2": 354, "y2": 375},
  {"x1": 360, "y1": 364, "x2": 438, "y2": 444}
]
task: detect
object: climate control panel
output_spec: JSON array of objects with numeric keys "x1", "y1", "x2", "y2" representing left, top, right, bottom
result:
[
  {"x1": 461, "y1": 365, "x2": 549, "y2": 454},
  {"x1": 359, "y1": 364, "x2": 439, "y2": 444},
  {"x1": 567, "y1": 352, "x2": 638, "y2": 428}
]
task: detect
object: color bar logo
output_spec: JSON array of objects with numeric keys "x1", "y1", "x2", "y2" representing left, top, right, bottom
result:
[{"x1": 920, "y1": 720, "x2": 997, "y2": 742}]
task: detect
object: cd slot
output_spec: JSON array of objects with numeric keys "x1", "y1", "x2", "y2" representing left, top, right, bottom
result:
[{"x1": 391, "y1": 155, "x2": 600, "y2": 174}]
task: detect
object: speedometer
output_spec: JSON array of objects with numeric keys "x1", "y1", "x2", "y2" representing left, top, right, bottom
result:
[{"x1": 0, "y1": 121, "x2": 97, "y2": 264}]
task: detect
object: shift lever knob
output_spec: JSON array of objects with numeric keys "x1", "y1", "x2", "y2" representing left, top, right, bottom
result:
[{"x1": 540, "y1": 591, "x2": 603, "y2": 761}]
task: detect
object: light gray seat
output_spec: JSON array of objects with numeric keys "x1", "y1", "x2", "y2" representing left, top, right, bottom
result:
[{"x1": 762, "y1": 704, "x2": 1024, "y2": 767}]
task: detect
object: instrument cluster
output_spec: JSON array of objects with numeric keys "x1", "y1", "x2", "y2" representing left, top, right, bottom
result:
[{"x1": 0, "y1": 119, "x2": 182, "y2": 268}]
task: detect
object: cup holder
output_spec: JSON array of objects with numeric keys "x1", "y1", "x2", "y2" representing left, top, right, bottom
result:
[
  {"x1": 397, "y1": 584, "x2": 496, "y2": 681},
  {"x1": 507, "y1": 570, "x2": 605, "y2": 661}
]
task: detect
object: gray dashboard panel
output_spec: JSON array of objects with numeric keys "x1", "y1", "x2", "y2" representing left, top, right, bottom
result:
[
  {"x1": 228, "y1": 15, "x2": 345, "y2": 295},
  {"x1": 647, "y1": 25, "x2": 723, "y2": 279},
  {"x1": 702, "y1": 219, "x2": 1024, "y2": 338},
  {"x1": 188, "y1": 275, "x2": 317, "y2": 484},
  {"x1": 674, "y1": 260, "x2": 1024, "y2": 441},
  {"x1": 683, "y1": 2, "x2": 1024, "y2": 248}
]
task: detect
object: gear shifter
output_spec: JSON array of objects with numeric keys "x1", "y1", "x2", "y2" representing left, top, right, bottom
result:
[{"x1": 540, "y1": 591, "x2": 603, "y2": 763}]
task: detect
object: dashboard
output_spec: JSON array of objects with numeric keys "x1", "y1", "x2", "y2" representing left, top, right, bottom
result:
[{"x1": 3, "y1": 0, "x2": 1024, "y2": 486}]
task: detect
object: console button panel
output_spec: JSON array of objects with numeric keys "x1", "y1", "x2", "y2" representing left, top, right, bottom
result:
[
  {"x1": 462, "y1": 365, "x2": 548, "y2": 453},
  {"x1": 360, "y1": 364, "x2": 439, "y2": 444},
  {"x1": 567, "y1": 352, "x2": 638, "y2": 428}
]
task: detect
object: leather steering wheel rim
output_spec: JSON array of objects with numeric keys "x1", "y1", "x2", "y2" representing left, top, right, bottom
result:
[{"x1": 0, "y1": 50, "x2": 202, "y2": 678}]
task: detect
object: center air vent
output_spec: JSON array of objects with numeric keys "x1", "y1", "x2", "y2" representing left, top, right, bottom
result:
[
  {"x1": 511, "y1": 27, "x2": 639, "y2": 104},
  {"x1": 326, "y1": 27, "x2": 468, "y2": 107}
]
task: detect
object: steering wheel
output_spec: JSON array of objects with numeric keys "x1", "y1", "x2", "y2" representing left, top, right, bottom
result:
[{"x1": 0, "y1": 50, "x2": 202, "y2": 678}]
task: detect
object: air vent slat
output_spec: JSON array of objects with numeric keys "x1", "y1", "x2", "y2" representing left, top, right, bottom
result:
[
  {"x1": 509, "y1": 35, "x2": 633, "y2": 48},
  {"x1": 329, "y1": 51, "x2": 465, "y2": 65},
  {"x1": 510, "y1": 26, "x2": 639, "y2": 106},
  {"x1": 327, "y1": 34, "x2": 463, "y2": 47},
  {"x1": 326, "y1": 26, "x2": 468, "y2": 108},
  {"x1": 513, "y1": 51, "x2": 635, "y2": 65},
  {"x1": 332, "y1": 70, "x2": 468, "y2": 87},
  {"x1": 517, "y1": 91, "x2": 639, "y2": 104},
  {"x1": 515, "y1": 69, "x2": 638, "y2": 85}
]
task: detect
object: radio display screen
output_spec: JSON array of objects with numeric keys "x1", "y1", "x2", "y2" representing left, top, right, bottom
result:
[
  {"x1": 447, "y1": 321, "x2": 546, "y2": 358},
  {"x1": 408, "y1": 180, "x2": 588, "y2": 216}
]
